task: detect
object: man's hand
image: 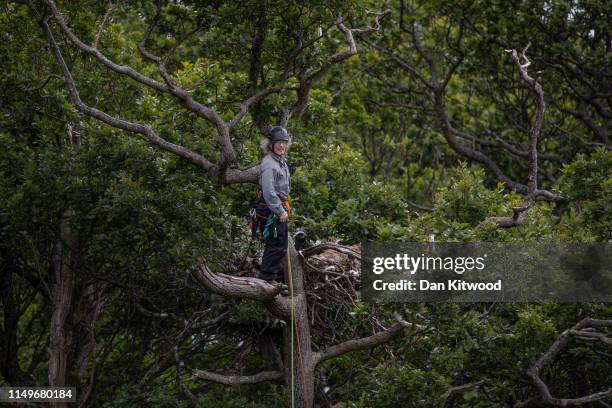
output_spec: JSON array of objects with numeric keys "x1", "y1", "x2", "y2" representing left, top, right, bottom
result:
[{"x1": 279, "y1": 213, "x2": 289, "y2": 223}]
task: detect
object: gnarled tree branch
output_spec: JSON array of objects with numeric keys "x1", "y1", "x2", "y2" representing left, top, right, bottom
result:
[
  {"x1": 190, "y1": 262, "x2": 282, "y2": 302},
  {"x1": 515, "y1": 317, "x2": 612, "y2": 407},
  {"x1": 38, "y1": 12, "x2": 217, "y2": 170},
  {"x1": 487, "y1": 44, "x2": 551, "y2": 227},
  {"x1": 42, "y1": 0, "x2": 282, "y2": 180},
  {"x1": 191, "y1": 368, "x2": 284, "y2": 385},
  {"x1": 46, "y1": 0, "x2": 169, "y2": 93},
  {"x1": 366, "y1": 7, "x2": 558, "y2": 201}
]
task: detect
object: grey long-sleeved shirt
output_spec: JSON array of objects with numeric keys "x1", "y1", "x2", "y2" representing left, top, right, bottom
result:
[{"x1": 260, "y1": 152, "x2": 291, "y2": 216}]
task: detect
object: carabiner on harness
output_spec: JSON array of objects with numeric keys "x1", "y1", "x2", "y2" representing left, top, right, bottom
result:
[{"x1": 262, "y1": 214, "x2": 278, "y2": 239}]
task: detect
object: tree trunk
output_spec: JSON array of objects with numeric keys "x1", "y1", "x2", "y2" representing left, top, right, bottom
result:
[
  {"x1": 48, "y1": 124, "x2": 80, "y2": 408},
  {"x1": 48, "y1": 209, "x2": 76, "y2": 408},
  {"x1": 284, "y1": 242, "x2": 315, "y2": 408},
  {"x1": 0, "y1": 249, "x2": 32, "y2": 386}
]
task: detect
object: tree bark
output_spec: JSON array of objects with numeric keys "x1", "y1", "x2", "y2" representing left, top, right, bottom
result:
[
  {"x1": 190, "y1": 236, "x2": 415, "y2": 407},
  {"x1": 48, "y1": 125, "x2": 81, "y2": 408},
  {"x1": 284, "y1": 240, "x2": 314, "y2": 408},
  {"x1": 48, "y1": 208, "x2": 76, "y2": 408},
  {"x1": 0, "y1": 250, "x2": 33, "y2": 386}
]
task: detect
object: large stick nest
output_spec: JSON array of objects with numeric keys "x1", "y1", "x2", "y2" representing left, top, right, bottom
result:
[
  {"x1": 299, "y1": 243, "x2": 384, "y2": 344},
  {"x1": 239, "y1": 236, "x2": 384, "y2": 343}
]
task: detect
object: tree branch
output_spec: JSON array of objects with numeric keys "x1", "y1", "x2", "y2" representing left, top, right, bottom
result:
[
  {"x1": 190, "y1": 262, "x2": 282, "y2": 302},
  {"x1": 313, "y1": 316, "x2": 421, "y2": 366},
  {"x1": 135, "y1": 302, "x2": 183, "y2": 322},
  {"x1": 228, "y1": 86, "x2": 284, "y2": 129},
  {"x1": 443, "y1": 379, "x2": 487, "y2": 407},
  {"x1": 558, "y1": 102, "x2": 609, "y2": 145},
  {"x1": 349, "y1": 9, "x2": 391, "y2": 33},
  {"x1": 46, "y1": 0, "x2": 241, "y2": 168},
  {"x1": 384, "y1": 5, "x2": 558, "y2": 201},
  {"x1": 486, "y1": 45, "x2": 552, "y2": 227},
  {"x1": 93, "y1": 2, "x2": 114, "y2": 49},
  {"x1": 432, "y1": 76, "x2": 555, "y2": 201},
  {"x1": 301, "y1": 243, "x2": 361, "y2": 261},
  {"x1": 284, "y1": 17, "x2": 359, "y2": 125},
  {"x1": 45, "y1": 0, "x2": 169, "y2": 92},
  {"x1": 133, "y1": 2, "x2": 237, "y2": 167},
  {"x1": 38, "y1": 14, "x2": 216, "y2": 171},
  {"x1": 515, "y1": 318, "x2": 612, "y2": 407},
  {"x1": 191, "y1": 369, "x2": 284, "y2": 385},
  {"x1": 568, "y1": 329, "x2": 612, "y2": 345},
  {"x1": 358, "y1": 35, "x2": 435, "y2": 90},
  {"x1": 174, "y1": 347, "x2": 199, "y2": 403}
]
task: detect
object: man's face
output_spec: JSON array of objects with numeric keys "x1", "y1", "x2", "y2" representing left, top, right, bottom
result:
[{"x1": 273, "y1": 141, "x2": 288, "y2": 156}]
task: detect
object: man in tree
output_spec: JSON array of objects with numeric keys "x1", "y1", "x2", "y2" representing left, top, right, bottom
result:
[{"x1": 257, "y1": 126, "x2": 292, "y2": 283}]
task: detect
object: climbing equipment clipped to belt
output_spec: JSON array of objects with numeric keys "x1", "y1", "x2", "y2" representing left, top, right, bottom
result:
[
  {"x1": 262, "y1": 214, "x2": 278, "y2": 239},
  {"x1": 252, "y1": 192, "x2": 292, "y2": 241},
  {"x1": 248, "y1": 191, "x2": 270, "y2": 241}
]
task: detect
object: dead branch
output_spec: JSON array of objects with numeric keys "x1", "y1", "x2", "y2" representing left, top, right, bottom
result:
[
  {"x1": 191, "y1": 262, "x2": 282, "y2": 302},
  {"x1": 350, "y1": 9, "x2": 392, "y2": 33},
  {"x1": 93, "y1": 2, "x2": 114, "y2": 49},
  {"x1": 191, "y1": 368, "x2": 284, "y2": 385},
  {"x1": 486, "y1": 45, "x2": 549, "y2": 227}
]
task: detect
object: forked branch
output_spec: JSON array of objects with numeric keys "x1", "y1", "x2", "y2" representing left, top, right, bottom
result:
[
  {"x1": 282, "y1": 17, "x2": 361, "y2": 125},
  {"x1": 38, "y1": 13, "x2": 217, "y2": 171},
  {"x1": 486, "y1": 45, "x2": 552, "y2": 227}
]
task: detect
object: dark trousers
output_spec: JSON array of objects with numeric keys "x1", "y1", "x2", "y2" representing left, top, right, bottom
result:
[{"x1": 259, "y1": 219, "x2": 288, "y2": 282}]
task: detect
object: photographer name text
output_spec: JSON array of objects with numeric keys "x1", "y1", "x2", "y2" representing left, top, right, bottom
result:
[{"x1": 372, "y1": 279, "x2": 502, "y2": 291}]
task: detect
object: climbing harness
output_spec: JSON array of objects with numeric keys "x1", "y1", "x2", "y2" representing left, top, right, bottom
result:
[{"x1": 248, "y1": 192, "x2": 292, "y2": 241}]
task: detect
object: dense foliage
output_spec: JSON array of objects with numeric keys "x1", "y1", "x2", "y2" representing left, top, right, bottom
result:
[{"x1": 1, "y1": 1, "x2": 610, "y2": 407}]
